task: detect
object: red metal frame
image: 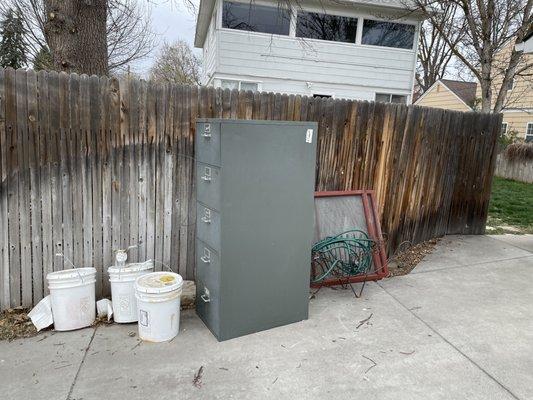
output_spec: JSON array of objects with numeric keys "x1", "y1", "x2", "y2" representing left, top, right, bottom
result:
[{"x1": 311, "y1": 190, "x2": 389, "y2": 288}]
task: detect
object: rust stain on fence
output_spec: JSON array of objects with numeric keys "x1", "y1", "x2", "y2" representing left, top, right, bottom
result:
[{"x1": 0, "y1": 68, "x2": 502, "y2": 310}]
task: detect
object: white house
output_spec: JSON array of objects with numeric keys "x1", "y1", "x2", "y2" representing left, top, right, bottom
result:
[{"x1": 194, "y1": 0, "x2": 425, "y2": 103}]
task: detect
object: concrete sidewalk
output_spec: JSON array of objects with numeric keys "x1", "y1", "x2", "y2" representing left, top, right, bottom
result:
[{"x1": 1, "y1": 235, "x2": 532, "y2": 400}]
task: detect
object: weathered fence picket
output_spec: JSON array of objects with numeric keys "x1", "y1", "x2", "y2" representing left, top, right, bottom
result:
[{"x1": 0, "y1": 68, "x2": 501, "y2": 310}]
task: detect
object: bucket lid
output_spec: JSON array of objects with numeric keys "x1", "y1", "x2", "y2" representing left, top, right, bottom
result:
[
  {"x1": 47, "y1": 267, "x2": 96, "y2": 281},
  {"x1": 108, "y1": 260, "x2": 154, "y2": 275},
  {"x1": 135, "y1": 272, "x2": 183, "y2": 294}
]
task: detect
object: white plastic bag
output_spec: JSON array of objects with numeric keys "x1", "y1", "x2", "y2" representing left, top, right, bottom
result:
[
  {"x1": 96, "y1": 299, "x2": 113, "y2": 321},
  {"x1": 28, "y1": 295, "x2": 54, "y2": 331}
]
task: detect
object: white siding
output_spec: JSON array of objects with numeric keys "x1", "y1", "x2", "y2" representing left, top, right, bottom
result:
[
  {"x1": 202, "y1": 0, "x2": 420, "y2": 100},
  {"x1": 201, "y1": 9, "x2": 218, "y2": 84}
]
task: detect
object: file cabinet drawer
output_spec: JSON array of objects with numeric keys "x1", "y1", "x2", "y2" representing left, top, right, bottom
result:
[
  {"x1": 196, "y1": 121, "x2": 221, "y2": 166},
  {"x1": 196, "y1": 163, "x2": 221, "y2": 211},
  {"x1": 196, "y1": 203, "x2": 221, "y2": 250},
  {"x1": 196, "y1": 278, "x2": 220, "y2": 334},
  {"x1": 195, "y1": 239, "x2": 220, "y2": 290}
]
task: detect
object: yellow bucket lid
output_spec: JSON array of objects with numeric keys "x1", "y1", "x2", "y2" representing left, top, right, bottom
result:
[{"x1": 135, "y1": 271, "x2": 183, "y2": 294}]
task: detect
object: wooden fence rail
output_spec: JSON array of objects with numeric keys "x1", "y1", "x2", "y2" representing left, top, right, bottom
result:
[{"x1": 0, "y1": 68, "x2": 501, "y2": 310}]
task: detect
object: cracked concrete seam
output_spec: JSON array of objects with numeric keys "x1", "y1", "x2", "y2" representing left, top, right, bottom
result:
[{"x1": 66, "y1": 326, "x2": 98, "y2": 400}]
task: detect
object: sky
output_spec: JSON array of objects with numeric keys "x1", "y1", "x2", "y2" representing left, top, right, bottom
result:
[{"x1": 134, "y1": 0, "x2": 200, "y2": 75}]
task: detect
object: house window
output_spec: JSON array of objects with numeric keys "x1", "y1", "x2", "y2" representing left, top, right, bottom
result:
[
  {"x1": 240, "y1": 81, "x2": 259, "y2": 92},
  {"x1": 362, "y1": 20, "x2": 415, "y2": 49},
  {"x1": 501, "y1": 122, "x2": 508, "y2": 135},
  {"x1": 221, "y1": 79, "x2": 239, "y2": 90},
  {"x1": 222, "y1": 1, "x2": 290, "y2": 36},
  {"x1": 313, "y1": 94, "x2": 332, "y2": 98},
  {"x1": 296, "y1": 11, "x2": 358, "y2": 43},
  {"x1": 375, "y1": 93, "x2": 407, "y2": 104},
  {"x1": 220, "y1": 79, "x2": 259, "y2": 92},
  {"x1": 526, "y1": 122, "x2": 533, "y2": 142}
]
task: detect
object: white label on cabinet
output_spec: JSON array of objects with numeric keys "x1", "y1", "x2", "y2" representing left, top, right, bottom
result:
[{"x1": 306, "y1": 129, "x2": 313, "y2": 143}]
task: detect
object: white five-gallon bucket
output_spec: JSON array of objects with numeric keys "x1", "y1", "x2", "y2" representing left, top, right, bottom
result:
[
  {"x1": 108, "y1": 260, "x2": 154, "y2": 323},
  {"x1": 134, "y1": 272, "x2": 183, "y2": 342},
  {"x1": 47, "y1": 268, "x2": 97, "y2": 331}
]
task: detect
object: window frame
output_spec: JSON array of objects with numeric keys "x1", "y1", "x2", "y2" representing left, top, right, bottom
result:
[
  {"x1": 526, "y1": 122, "x2": 533, "y2": 141},
  {"x1": 313, "y1": 93, "x2": 334, "y2": 99},
  {"x1": 361, "y1": 18, "x2": 417, "y2": 50},
  {"x1": 375, "y1": 92, "x2": 407, "y2": 104},
  {"x1": 216, "y1": 0, "x2": 419, "y2": 53},
  {"x1": 501, "y1": 122, "x2": 508, "y2": 136},
  {"x1": 219, "y1": 78, "x2": 262, "y2": 92},
  {"x1": 295, "y1": 10, "x2": 359, "y2": 44},
  {"x1": 221, "y1": 0, "x2": 292, "y2": 37}
]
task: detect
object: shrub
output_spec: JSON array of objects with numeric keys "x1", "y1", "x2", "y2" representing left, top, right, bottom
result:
[{"x1": 504, "y1": 142, "x2": 533, "y2": 162}]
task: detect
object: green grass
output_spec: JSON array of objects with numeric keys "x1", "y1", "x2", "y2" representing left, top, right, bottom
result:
[{"x1": 487, "y1": 176, "x2": 533, "y2": 233}]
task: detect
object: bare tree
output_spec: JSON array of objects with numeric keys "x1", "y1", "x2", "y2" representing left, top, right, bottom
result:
[
  {"x1": 1, "y1": 0, "x2": 157, "y2": 74},
  {"x1": 149, "y1": 40, "x2": 201, "y2": 85},
  {"x1": 107, "y1": 0, "x2": 157, "y2": 72},
  {"x1": 409, "y1": 0, "x2": 533, "y2": 113},
  {"x1": 416, "y1": 3, "x2": 465, "y2": 91}
]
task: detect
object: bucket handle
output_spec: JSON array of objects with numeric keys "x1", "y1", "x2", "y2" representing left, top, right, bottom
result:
[
  {"x1": 115, "y1": 245, "x2": 139, "y2": 280},
  {"x1": 55, "y1": 253, "x2": 84, "y2": 284},
  {"x1": 152, "y1": 259, "x2": 174, "y2": 273}
]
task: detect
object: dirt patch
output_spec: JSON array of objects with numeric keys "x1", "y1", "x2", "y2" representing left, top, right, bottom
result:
[
  {"x1": 181, "y1": 280, "x2": 196, "y2": 310},
  {"x1": 388, "y1": 238, "x2": 439, "y2": 277},
  {"x1": 92, "y1": 315, "x2": 114, "y2": 327},
  {"x1": 0, "y1": 307, "x2": 39, "y2": 341},
  {"x1": 486, "y1": 216, "x2": 528, "y2": 235}
]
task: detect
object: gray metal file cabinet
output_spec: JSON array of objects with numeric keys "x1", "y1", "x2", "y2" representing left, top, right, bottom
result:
[{"x1": 195, "y1": 119, "x2": 317, "y2": 341}]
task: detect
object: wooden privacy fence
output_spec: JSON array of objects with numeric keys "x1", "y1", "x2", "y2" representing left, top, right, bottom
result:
[
  {"x1": 495, "y1": 153, "x2": 533, "y2": 183},
  {"x1": 0, "y1": 68, "x2": 502, "y2": 310}
]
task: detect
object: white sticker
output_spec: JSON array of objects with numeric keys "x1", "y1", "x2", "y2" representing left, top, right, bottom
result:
[
  {"x1": 139, "y1": 309, "x2": 149, "y2": 327},
  {"x1": 306, "y1": 129, "x2": 313, "y2": 143}
]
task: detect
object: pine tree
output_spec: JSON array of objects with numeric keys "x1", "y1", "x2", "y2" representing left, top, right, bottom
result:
[
  {"x1": 0, "y1": 8, "x2": 28, "y2": 69},
  {"x1": 33, "y1": 46, "x2": 54, "y2": 71}
]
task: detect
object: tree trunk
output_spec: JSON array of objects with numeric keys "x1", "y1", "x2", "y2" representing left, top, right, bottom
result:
[
  {"x1": 479, "y1": 53, "x2": 493, "y2": 112},
  {"x1": 43, "y1": 0, "x2": 108, "y2": 76},
  {"x1": 493, "y1": 49, "x2": 522, "y2": 113}
]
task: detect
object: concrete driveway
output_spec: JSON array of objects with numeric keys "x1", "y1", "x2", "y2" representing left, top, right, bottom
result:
[{"x1": 1, "y1": 235, "x2": 532, "y2": 400}]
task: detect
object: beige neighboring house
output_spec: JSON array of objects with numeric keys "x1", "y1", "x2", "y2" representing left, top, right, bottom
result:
[
  {"x1": 414, "y1": 79, "x2": 477, "y2": 112},
  {"x1": 491, "y1": 43, "x2": 533, "y2": 142},
  {"x1": 499, "y1": 75, "x2": 533, "y2": 142},
  {"x1": 415, "y1": 62, "x2": 533, "y2": 142}
]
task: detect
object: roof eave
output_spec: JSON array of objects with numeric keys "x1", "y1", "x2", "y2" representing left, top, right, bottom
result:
[
  {"x1": 414, "y1": 79, "x2": 475, "y2": 110},
  {"x1": 194, "y1": 0, "x2": 216, "y2": 48}
]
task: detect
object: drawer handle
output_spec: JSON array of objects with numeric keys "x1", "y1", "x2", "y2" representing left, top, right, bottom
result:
[
  {"x1": 202, "y1": 124, "x2": 212, "y2": 139},
  {"x1": 201, "y1": 288, "x2": 211, "y2": 303},
  {"x1": 201, "y1": 208, "x2": 211, "y2": 224},
  {"x1": 202, "y1": 166, "x2": 212, "y2": 182},
  {"x1": 201, "y1": 247, "x2": 211, "y2": 263}
]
